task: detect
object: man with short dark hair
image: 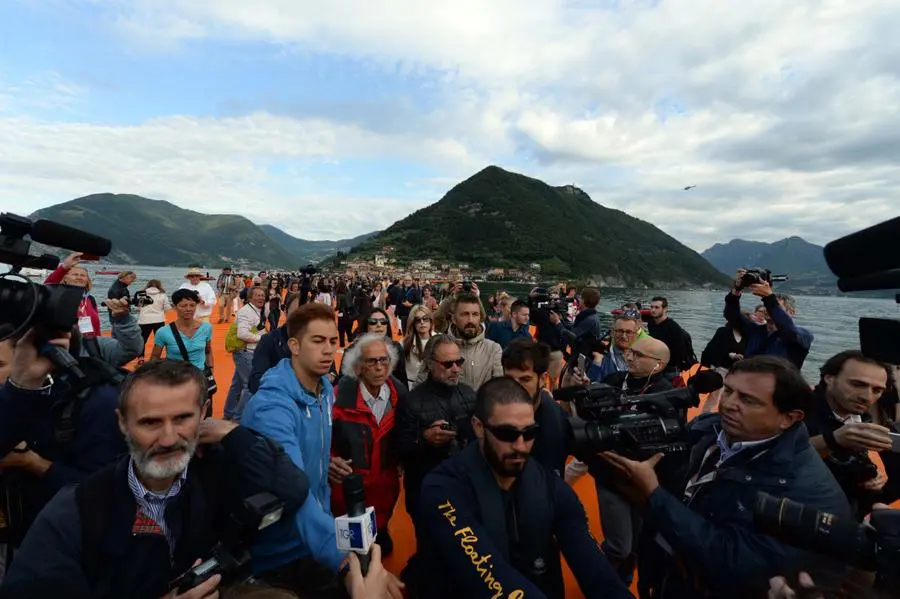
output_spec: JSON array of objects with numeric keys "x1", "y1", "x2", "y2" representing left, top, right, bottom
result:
[
  {"x1": 413, "y1": 377, "x2": 633, "y2": 599},
  {"x1": 604, "y1": 356, "x2": 851, "y2": 599},
  {"x1": 647, "y1": 296, "x2": 695, "y2": 373},
  {"x1": 805, "y1": 350, "x2": 894, "y2": 518},
  {"x1": 487, "y1": 300, "x2": 532, "y2": 349},
  {"x1": 2, "y1": 360, "x2": 310, "y2": 599},
  {"x1": 502, "y1": 338, "x2": 573, "y2": 477}
]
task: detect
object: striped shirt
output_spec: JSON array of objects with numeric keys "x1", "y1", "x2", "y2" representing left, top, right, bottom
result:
[{"x1": 127, "y1": 458, "x2": 188, "y2": 553}]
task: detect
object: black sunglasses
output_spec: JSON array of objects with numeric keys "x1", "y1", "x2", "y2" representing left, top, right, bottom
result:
[
  {"x1": 413, "y1": 316, "x2": 431, "y2": 324},
  {"x1": 433, "y1": 357, "x2": 465, "y2": 369},
  {"x1": 367, "y1": 318, "x2": 389, "y2": 326},
  {"x1": 484, "y1": 423, "x2": 540, "y2": 443}
]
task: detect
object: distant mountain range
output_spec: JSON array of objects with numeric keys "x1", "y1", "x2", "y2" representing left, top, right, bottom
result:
[
  {"x1": 343, "y1": 165, "x2": 729, "y2": 287},
  {"x1": 31, "y1": 193, "x2": 375, "y2": 268},
  {"x1": 700, "y1": 236, "x2": 836, "y2": 292}
]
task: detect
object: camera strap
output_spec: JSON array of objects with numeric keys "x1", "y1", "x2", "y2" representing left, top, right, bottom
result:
[{"x1": 169, "y1": 323, "x2": 191, "y2": 363}]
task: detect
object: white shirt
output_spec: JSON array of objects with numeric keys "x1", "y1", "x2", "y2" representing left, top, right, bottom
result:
[
  {"x1": 236, "y1": 303, "x2": 265, "y2": 351},
  {"x1": 715, "y1": 428, "x2": 781, "y2": 467},
  {"x1": 179, "y1": 281, "x2": 217, "y2": 318},
  {"x1": 361, "y1": 382, "x2": 391, "y2": 424}
]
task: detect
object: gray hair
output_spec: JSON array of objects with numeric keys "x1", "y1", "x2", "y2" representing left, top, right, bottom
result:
[
  {"x1": 422, "y1": 334, "x2": 461, "y2": 374},
  {"x1": 341, "y1": 333, "x2": 399, "y2": 378},
  {"x1": 775, "y1": 293, "x2": 796, "y2": 314}
]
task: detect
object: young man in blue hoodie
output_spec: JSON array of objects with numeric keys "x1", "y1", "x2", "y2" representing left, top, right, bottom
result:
[{"x1": 241, "y1": 302, "x2": 347, "y2": 595}]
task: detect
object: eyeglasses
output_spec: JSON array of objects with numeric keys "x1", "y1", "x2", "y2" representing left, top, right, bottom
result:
[
  {"x1": 484, "y1": 423, "x2": 540, "y2": 443},
  {"x1": 414, "y1": 316, "x2": 431, "y2": 324},
  {"x1": 613, "y1": 329, "x2": 637, "y2": 336},
  {"x1": 367, "y1": 318, "x2": 389, "y2": 326},
  {"x1": 625, "y1": 348, "x2": 660, "y2": 360},
  {"x1": 433, "y1": 357, "x2": 465, "y2": 369},
  {"x1": 363, "y1": 356, "x2": 391, "y2": 368}
]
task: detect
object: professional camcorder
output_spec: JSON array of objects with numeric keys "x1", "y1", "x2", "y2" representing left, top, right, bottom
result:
[
  {"x1": 300, "y1": 263, "x2": 318, "y2": 277},
  {"x1": 528, "y1": 287, "x2": 573, "y2": 315},
  {"x1": 173, "y1": 492, "x2": 285, "y2": 592},
  {"x1": 0, "y1": 213, "x2": 111, "y2": 354},
  {"x1": 736, "y1": 267, "x2": 789, "y2": 290},
  {"x1": 554, "y1": 371, "x2": 723, "y2": 460},
  {"x1": 824, "y1": 216, "x2": 900, "y2": 365},
  {"x1": 753, "y1": 492, "x2": 900, "y2": 590}
]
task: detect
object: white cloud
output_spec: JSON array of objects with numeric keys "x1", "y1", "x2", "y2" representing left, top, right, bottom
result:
[{"x1": 4, "y1": 0, "x2": 900, "y2": 250}]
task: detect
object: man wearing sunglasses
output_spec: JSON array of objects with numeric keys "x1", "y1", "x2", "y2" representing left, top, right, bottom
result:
[{"x1": 413, "y1": 377, "x2": 633, "y2": 599}]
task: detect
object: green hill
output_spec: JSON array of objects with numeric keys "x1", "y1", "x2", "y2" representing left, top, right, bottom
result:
[
  {"x1": 31, "y1": 194, "x2": 300, "y2": 268},
  {"x1": 344, "y1": 166, "x2": 730, "y2": 287},
  {"x1": 259, "y1": 225, "x2": 379, "y2": 264}
]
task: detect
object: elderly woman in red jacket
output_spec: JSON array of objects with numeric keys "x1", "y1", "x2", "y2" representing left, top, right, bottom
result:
[{"x1": 44, "y1": 252, "x2": 101, "y2": 337}]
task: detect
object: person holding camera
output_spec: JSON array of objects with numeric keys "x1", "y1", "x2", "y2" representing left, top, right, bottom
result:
[
  {"x1": 412, "y1": 377, "x2": 633, "y2": 599},
  {"x1": 724, "y1": 269, "x2": 814, "y2": 369},
  {"x1": 2, "y1": 360, "x2": 311, "y2": 599},
  {"x1": 549, "y1": 287, "x2": 603, "y2": 355},
  {"x1": 804, "y1": 350, "x2": 894, "y2": 519},
  {"x1": 599, "y1": 356, "x2": 850, "y2": 599}
]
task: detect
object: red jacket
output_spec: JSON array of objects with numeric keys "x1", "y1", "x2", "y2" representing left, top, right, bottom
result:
[
  {"x1": 330, "y1": 376, "x2": 405, "y2": 530},
  {"x1": 45, "y1": 266, "x2": 101, "y2": 337}
]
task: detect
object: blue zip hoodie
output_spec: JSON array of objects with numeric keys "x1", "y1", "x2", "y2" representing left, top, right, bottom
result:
[{"x1": 240, "y1": 358, "x2": 345, "y2": 573}]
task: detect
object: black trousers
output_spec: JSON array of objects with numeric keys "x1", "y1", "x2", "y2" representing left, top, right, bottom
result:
[{"x1": 138, "y1": 322, "x2": 164, "y2": 356}]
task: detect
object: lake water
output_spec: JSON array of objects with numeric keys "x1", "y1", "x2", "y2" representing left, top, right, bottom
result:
[{"x1": 86, "y1": 264, "x2": 899, "y2": 382}]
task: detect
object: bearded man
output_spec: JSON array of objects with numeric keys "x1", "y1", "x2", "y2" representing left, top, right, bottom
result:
[{"x1": 3, "y1": 360, "x2": 310, "y2": 599}]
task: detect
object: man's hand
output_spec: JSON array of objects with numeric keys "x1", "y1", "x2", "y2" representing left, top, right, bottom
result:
[
  {"x1": 470, "y1": 282, "x2": 480, "y2": 297},
  {"x1": 833, "y1": 422, "x2": 893, "y2": 452},
  {"x1": 197, "y1": 419, "x2": 238, "y2": 445},
  {"x1": 344, "y1": 543, "x2": 405, "y2": 599},
  {"x1": 560, "y1": 367, "x2": 589, "y2": 388},
  {"x1": 9, "y1": 329, "x2": 69, "y2": 389},
  {"x1": 0, "y1": 442, "x2": 51, "y2": 475},
  {"x1": 768, "y1": 572, "x2": 820, "y2": 599},
  {"x1": 105, "y1": 298, "x2": 131, "y2": 318},
  {"x1": 600, "y1": 452, "x2": 664, "y2": 498},
  {"x1": 423, "y1": 421, "x2": 456, "y2": 447},
  {"x1": 61, "y1": 252, "x2": 83, "y2": 270},
  {"x1": 329, "y1": 457, "x2": 354, "y2": 485},
  {"x1": 749, "y1": 281, "x2": 774, "y2": 298},
  {"x1": 592, "y1": 350, "x2": 606, "y2": 364},
  {"x1": 861, "y1": 471, "x2": 888, "y2": 491},
  {"x1": 163, "y1": 562, "x2": 221, "y2": 599},
  {"x1": 549, "y1": 311, "x2": 561, "y2": 325},
  {"x1": 732, "y1": 268, "x2": 747, "y2": 293}
]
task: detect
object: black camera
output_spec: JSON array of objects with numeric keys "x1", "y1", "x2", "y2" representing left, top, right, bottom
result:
[
  {"x1": 300, "y1": 263, "x2": 318, "y2": 276},
  {"x1": 173, "y1": 492, "x2": 285, "y2": 593},
  {"x1": 528, "y1": 288, "x2": 571, "y2": 315},
  {"x1": 554, "y1": 371, "x2": 723, "y2": 460},
  {"x1": 462, "y1": 280, "x2": 472, "y2": 293},
  {"x1": 826, "y1": 451, "x2": 879, "y2": 486},
  {"x1": 753, "y1": 492, "x2": 900, "y2": 590},
  {"x1": 737, "y1": 267, "x2": 789, "y2": 290}
]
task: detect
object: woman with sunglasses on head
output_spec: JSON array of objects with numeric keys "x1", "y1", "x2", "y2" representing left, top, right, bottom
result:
[
  {"x1": 403, "y1": 306, "x2": 436, "y2": 389},
  {"x1": 334, "y1": 307, "x2": 409, "y2": 388}
]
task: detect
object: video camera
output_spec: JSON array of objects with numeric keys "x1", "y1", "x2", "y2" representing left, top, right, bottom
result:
[
  {"x1": 736, "y1": 267, "x2": 789, "y2": 290},
  {"x1": 824, "y1": 216, "x2": 900, "y2": 365},
  {"x1": 0, "y1": 213, "x2": 111, "y2": 355},
  {"x1": 173, "y1": 492, "x2": 285, "y2": 593},
  {"x1": 528, "y1": 287, "x2": 572, "y2": 315},
  {"x1": 554, "y1": 371, "x2": 723, "y2": 460},
  {"x1": 753, "y1": 492, "x2": 900, "y2": 591},
  {"x1": 300, "y1": 263, "x2": 318, "y2": 277}
]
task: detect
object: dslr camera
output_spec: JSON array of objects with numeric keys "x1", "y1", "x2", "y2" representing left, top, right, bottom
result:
[
  {"x1": 554, "y1": 372, "x2": 723, "y2": 460},
  {"x1": 736, "y1": 267, "x2": 789, "y2": 290},
  {"x1": 173, "y1": 492, "x2": 285, "y2": 592}
]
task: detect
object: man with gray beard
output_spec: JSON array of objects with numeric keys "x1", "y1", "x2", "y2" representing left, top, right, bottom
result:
[{"x1": 2, "y1": 361, "x2": 311, "y2": 599}]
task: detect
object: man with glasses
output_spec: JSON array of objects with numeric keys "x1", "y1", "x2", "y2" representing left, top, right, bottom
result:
[
  {"x1": 587, "y1": 315, "x2": 640, "y2": 382},
  {"x1": 412, "y1": 377, "x2": 633, "y2": 599},
  {"x1": 330, "y1": 333, "x2": 407, "y2": 557}
]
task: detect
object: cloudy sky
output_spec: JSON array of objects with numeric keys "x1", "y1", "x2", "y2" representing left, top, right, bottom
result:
[{"x1": 1, "y1": 1, "x2": 898, "y2": 251}]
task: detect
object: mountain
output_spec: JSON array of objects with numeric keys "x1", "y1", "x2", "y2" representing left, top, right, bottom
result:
[
  {"x1": 344, "y1": 166, "x2": 729, "y2": 287},
  {"x1": 31, "y1": 194, "x2": 301, "y2": 268},
  {"x1": 259, "y1": 225, "x2": 379, "y2": 264},
  {"x1": 700, "y1": 237, "x2": 835, "y2": 291}
]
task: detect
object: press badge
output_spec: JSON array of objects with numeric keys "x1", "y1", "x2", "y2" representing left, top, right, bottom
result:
[{"x1": 78, "y1": 316, "x2": 93, "y2": 334}]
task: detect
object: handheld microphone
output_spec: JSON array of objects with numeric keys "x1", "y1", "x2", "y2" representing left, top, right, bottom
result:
[
  {"x1": 334, "y1": 473, "x2": 376, "y2": 575},
  {"x1": 30, "y1": 219, "x2": 112, "y2": 257}
]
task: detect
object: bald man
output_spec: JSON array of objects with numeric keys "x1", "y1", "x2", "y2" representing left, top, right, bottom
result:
[{"x1": 623, "y1": 337, "x2": 671, "y2": 380}]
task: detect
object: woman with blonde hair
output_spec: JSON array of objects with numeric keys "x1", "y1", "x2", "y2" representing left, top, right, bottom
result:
[
  {"x1": 403, "y1": 305, "x2": 436, "y2": 387},
  {"x1": 43, "y1": 251, "x2": 101, "y2": 337}
]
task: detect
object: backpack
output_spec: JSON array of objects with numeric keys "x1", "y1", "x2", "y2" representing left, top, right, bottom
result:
[{"x1": 225, "y1": 307, "x2": 266, "y2": 353}]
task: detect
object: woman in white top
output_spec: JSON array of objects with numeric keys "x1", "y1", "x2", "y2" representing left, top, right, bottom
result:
[
  {"x1": 402, "y1": 305, "x2": 436, "y2": 388},
  {"x1": 135, "y1": 279, "x2": 173, "y2": 364},
  {"x1": 315, "y1": 281, "x2": 335, "y2": 307}
]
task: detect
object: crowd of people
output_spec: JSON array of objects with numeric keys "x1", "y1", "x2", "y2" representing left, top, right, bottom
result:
[{"x1": 0, "y1": 254, "x2": 896, "y2": 599}]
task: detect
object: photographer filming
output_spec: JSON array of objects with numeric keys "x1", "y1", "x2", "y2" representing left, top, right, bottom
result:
[
  {"x1": 724, "y1": 269, "x2": 814, "y2": 369},
  {"x1": 549, "y1": 287, "x2": 604, "y2": 360},
  {"x1": 600, "y1": 356, "x2": 851, "y2": 599},
  {"x1": 1, "y1": 360, "x2": 311, "y2": 599}
]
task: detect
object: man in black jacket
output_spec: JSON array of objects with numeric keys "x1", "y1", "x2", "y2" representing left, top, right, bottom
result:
[
  {"x1": 501, "y1": 338, "x2": 573, "y2": 478},
  {"x1": 2, "y1": 360, "x2": 310, "y2": 599},
  {"x1": 413, "y1": 377, "x2": 633, "y2": 599},
  {"x1": 646, "y1": 296, "x2": 695, "y2": 373},
  {"x1": 248, "y1": 292, "x2": 303, "y2": 394},
  {"x1": 395, "y1": 334, "x2": 477, "y2": 515}
]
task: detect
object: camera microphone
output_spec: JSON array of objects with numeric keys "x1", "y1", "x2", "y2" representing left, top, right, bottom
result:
[
  {"x1": 334, "y1": 473, "x2": 377, "y2": 575},
  {"x1": 30, "y1": 219, "x2": 112, "y2": 258},
  {"x1": 687, "y1": 370, "x2": 724, "y2": 395}
]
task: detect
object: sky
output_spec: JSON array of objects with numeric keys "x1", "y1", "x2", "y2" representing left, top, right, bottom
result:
[{"x1": 1, "y1": 1, "x2": 898, "y2": 251}]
